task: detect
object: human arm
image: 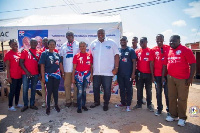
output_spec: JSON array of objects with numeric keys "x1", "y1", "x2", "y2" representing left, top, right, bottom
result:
[
  {"x1": 40, "y1": 64, "x2": 45, "y2": 83},
  {"x1": 112, "y1": 54, "x2": 119, "y2": 75},
  {"x1": 90, "y1": 64, "x2": 93, "y2": 82},
  {"x1": 185, "y1": 63, "x2": 196, "y2": 86},
  {"x1": 71, "y1": 64, "x2": 77, "y2": 84},
  {"x1": 19, "y1": 59, "x2": 32, "y2": 78},
  {"x1": 5, "y1": 60, "x2": 12, "y2": 83},
  {"x1": 131, "y1": 59, "x2": 136, "y2": 80},
  {"x1": 162, "y1": 65, "x2": 167, "y2": 85},
  {"x1": 59, "y1": 62, "x2": 65, "y2": 80},
  {"x1": 150, "y1": 61, "x2": 155, "y2": 83}
]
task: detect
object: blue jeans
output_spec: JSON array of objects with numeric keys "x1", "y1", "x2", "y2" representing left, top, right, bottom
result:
[
  {"x1": 93, "y1": 75, "x2": 112, "y2": 106},
  {"x1": 22, "y1": 75, "x2": 38, "y2": 106},
  {"x1": 117, "y1": 74, "x2": 133, "y2": 106},
  {"x1": 155, "y1": 76, "x2": 169, "y2": 112},
  {"x1": 76, "y1": 78, "x2": 88, "y2": 110}
]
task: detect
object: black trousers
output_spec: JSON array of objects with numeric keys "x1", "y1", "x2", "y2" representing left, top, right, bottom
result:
[
  {"x1": 135, "y1": 72, "x2": 152, "y2": 106},
  {"x1": 45, "y1": 76, "x2": 60, "y2": 108},
  {"x1": 9, "y1": 78, "x2": 22, "y2": 107},
  {"x1": 93, "y1": 75, "x2": 112, "y2": 106},
  {"x1": 117, "y1": 74, "x2": 133, "y2": 106}
]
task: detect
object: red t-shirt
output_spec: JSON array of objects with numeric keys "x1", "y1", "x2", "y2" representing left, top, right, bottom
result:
[
  {"x1": 20, "y1": 48, "x2": 41, "y2": 75},
  {"x1": 4, "y1": 50, "x2": 22, "y2": 79},
  {"x1": 164, "y1": 45, "x2": 196, "y2": 79},
  {"x1": 135, "y1": 48, "x2": 153, "y2": 73},
  {"x1": 73, "y1": 52, "x2": 93, "y2": 72},
  {"x1": 40, "y1": 47, "x2": 58, "y2": 53},
  {"x1": 151, "y1": 45, "x2": 170, "y2": 76}
]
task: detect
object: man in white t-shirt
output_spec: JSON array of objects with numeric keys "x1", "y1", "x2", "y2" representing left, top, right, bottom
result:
[
  {"x1": 90, "y1": 28, "x2": 120, "y2": 111},
  {"x1": 60, "y1": 31, "x2": 79, "y2": 107}
]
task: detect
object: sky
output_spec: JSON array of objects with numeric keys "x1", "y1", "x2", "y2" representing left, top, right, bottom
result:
[{"x1": 0, "y1": 0, "x2": 200, "y2": 48}]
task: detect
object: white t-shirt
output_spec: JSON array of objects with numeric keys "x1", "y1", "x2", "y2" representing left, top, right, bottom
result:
[
  {"x1": 90, "y1": 38, "x2": 119, "y2": 76},
  {"x1": 60, "y1": 40, "x2": 79, "y2": 72}
]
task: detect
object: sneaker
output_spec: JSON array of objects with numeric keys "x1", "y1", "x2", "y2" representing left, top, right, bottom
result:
[
  {"x1": 30, "y1": 105, "x2": 38, "y2": 110},
  {"x1": 46, "y1": 108, "x2": 50, "y2": 115},
  {"x1": 21, "y1": 106, "x2": 28, "y2": 112},
  {"x1": 115, "y1": 103, "x2": 125, "y2": 108},
  {"x1": 178, "y1": 119, "x2": 186, "y2": 127},
  {"x1": 82, "y1": 106, "x2": 88, "y2": 111},
  {"x1": 42, "y1": 102, "x2": 46, "y2": 108},
  {"x1": 55, "y1": 105, "x2": 60, "y2": 112},
  {"x1": 90, "y1": 103, "x2": 100, "y2": 108},
  {"x1": 132, "y1": 104, "x2": 142, "y2": 110},
  {"x1": 166, "y1": 115, "x2": 179, "y2": 122},
  {"x1": 155, "y1": 110, "x2": 162, "y2": 116},
  {"x1": 103, "y1": 105, "x2": 108, "y2": 111},
  {"x1": 77, "y1": 109, "x2": 82, "y2": 113},
  {"x1": 15, "y1": 104, "x2": 23, "y2": 108},
  {"x1": 147, "y1": 105, "x2": 154, "y2": 112},
  {"x1": 8, "y1": 106, "x2": 16, "y2": 111},
  {"x1": 126, "y1": 106, "x2": 131, "y2": 112}
]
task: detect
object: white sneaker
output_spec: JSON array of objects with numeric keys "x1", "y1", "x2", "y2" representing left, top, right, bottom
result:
[
  {"x1": 115, "y1": 103, "x2": 124, "y2": 108},
  {"x1": 126, "y1": 106, "x2": 131, "y2": 112},
  {"x1": 16, "y1": 104, "x2": 23, "y2": 108},
  {"x1": 178, "y1": 119, "x2": 186, "y2": 127},
  {"x1": 166, "y1": 115, "x2": 179, "y2": 122},
  {"x1": 42, "y1": 102, "x2": 46, "y2": 108},
  {"x1": 8, "y1": 106, "x2": 16, "y2": 111}
]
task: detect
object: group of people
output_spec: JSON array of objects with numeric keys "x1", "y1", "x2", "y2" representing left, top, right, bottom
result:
[{"x1": 4, "y1": 28, "x2": 196, "y2": 127}]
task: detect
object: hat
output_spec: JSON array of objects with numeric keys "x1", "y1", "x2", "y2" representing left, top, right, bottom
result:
[{"x1": 120, "y1": 36, "x2": 127, "y2": 41}]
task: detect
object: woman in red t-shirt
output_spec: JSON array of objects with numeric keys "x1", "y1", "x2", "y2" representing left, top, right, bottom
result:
[
  {"x1": 72, "y1": 41, "x2": 93, "y2": 113},
  {"x1": 4, "y1": 39, "x2": 23, "y2": 111}
]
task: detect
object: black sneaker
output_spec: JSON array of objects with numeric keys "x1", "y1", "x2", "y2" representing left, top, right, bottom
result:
[
  {"x1": 147, "y1": 105, "x2": 154, "y2": 112},
  {"x1": 55, "y1": 105, "x2": 60, "y2": 112},
  {"x1": 46, "y1": 108, "x2": 50, "y2": 115},
  {"x1": 30, "y1": 105, "x2": 38, "y2": 110},
  {"x1": 21, "y1": 106, "x2": 28, "y2": 112},
  {"x1": 77, "y1": 109, "x2": 82, "y2": 113},
  {"x1": 82, "y1": 106, "x2": 88, "y2": 111},
  {"x1": 103, "y1": 105, "x2": 108, "y2": 111},
  {"x1": 132, "y1": 104, "x2": 142, "y2": 110},
  {"x1": 90, "y1": 103, "x2": 100, "y2": 108},
  {"x1": 155, "y1": 110, "x2": 162, "y2": 116}
]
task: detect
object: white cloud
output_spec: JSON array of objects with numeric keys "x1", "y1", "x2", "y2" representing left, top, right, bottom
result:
[
  {"x1": 184, "y1": 1, "x2": 200, "y2": 18},
  {"x1": 191, "y1": 28, "x2": 197, "y2": 32},
  {"x1": 172, "y1": 20, "x2": 186, "y2": 27}
]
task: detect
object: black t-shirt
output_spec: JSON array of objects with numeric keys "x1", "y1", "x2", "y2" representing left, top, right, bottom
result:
[
  {"x1": 39, "y1": 51, "x2": 62, "y2": 73},
  {"x1": 118, "y1": 47, "x2": 136, "y2": 76}
]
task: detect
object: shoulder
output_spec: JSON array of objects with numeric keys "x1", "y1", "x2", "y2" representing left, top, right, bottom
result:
[
  {"x1": 91, "y1": 39, "x2": 98, "y2": 45},
  {"x1": 74, "y1": 40, "x2": 79, "y2": 45},
  {"x1": 106, "y1": 38, "x2": 117, "y2": 45}
]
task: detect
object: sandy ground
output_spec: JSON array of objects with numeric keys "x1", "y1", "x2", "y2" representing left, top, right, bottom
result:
[{"x1": 0, "y1": 81, "x2": 200, "y2": 133}]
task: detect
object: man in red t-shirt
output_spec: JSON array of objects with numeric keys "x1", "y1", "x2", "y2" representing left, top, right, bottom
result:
[
  {"x1": 20, "y1": 38, "x2": 41, "y2": 112},
  {"x1": 133, "y1": 37, "x2": 154, "y2": 111},
  {"x1": 163, "y1": 35, "x2": 196, "y2": 126},
  {"x1": 150, "y1": 34, "x2": 170, "y2": 116},
  {"x1": 4, "y1": 39, "x2": 23, "y2": 111},
  {"x1": 72, "y1": 41, "x2": 93, "y2": 113}
]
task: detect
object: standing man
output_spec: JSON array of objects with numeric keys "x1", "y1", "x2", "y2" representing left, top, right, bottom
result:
[
  {"x1": 115, "y1": 36, "x2": 136, "y2": 112},
  {"x1": 60, "y1": 31, "x2": 79, "y2": 107},
  {"x1": 20, "y1": 38, "x2": 41, "y2": 112},
  {"x1": 164, "y1": 35, "x2": 196, "y2": 126},
  {"x1": 132, "y1": 37, "x2": 139, "y2": 50},
  {"x1": 40, "y1": 37, "x2": 58, "y2": 107},
  {"x1": 133, "y1": 37, "x2": 154, "y2": 111},
  {"x1": 90, "y1": 28, "x2": 119, "y2": 111},
  {"x1": 151, "y1": 34, "x2": 170, "y2": 116}
]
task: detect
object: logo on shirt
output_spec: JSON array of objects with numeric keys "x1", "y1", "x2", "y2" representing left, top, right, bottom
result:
[
  {"x1": 36, "y1": 53, "x2": 40, "y2": 57},
  {"x1": 122, "y1": 57, "x2": 127, "y2": 62},
  {"x1": 92, "y1": 47, "x2": 96, "y2": 51},
  {"x1": 13, "y1": 55, "x2": 19, "y2": 62},
  {"x1": 79, "y1": 57, "x2": 83, "y2": 64},
  {"x1": 176, "y1": 50, "x2": 181, "y2": 55},
  {"x1": 125, "y1": 52, "x2": 129, "y2": 55},
  {"x1": 105, "y1": 46, "x2": 111, "y2": 49},
  {"x1": 49, "y1": 56, "x2": 54, "y2": 64},
  {"x1": 144, "y1": 58, "x2": 149, "y2": 61},
  {"x1": 87, "y1": 56, "x2": 90, "y2": 60},
  {"x1": 55, "y1": 60, "x2": 59, "y2": 65},
  {"x1": 155, "y1": 51, "x2": 159, "y2": 56},
  {"x1": 146, "y1": 52, "x2": 149, "y2": 56}
]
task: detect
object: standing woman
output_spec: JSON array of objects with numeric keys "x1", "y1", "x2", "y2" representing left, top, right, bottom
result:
[
  {"x1": 4, "y1": 39, "x2": 23, "y2": 111},
  {"x1": 72, "y1": 41, "x2": 93, "y2": 113},
  {"x1": 39, "y1": 39, "x2": 64, "y2": 115}
]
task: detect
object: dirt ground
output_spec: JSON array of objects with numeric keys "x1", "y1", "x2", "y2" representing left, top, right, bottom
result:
[{"x1": 0, "y1": 81, "x2": 200, "y2": 133}]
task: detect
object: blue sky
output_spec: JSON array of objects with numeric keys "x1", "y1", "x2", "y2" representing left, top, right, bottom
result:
[{"x1": 0, "y1": 0, "x2": 200, "y2": 48}]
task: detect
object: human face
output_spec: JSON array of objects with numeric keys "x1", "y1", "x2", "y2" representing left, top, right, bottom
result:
[
  {"x1": 156, "y1": 36, "x2": 164, "y2": 47},
  {"x1": 22, "y1": 37, "x2": 30, "y2": 49},
  {"x1": 97, "y1": 29, "x2": 105, "y2": 42},
  {"x1": 48, "y1": 41, "x2": 56, "y2": 51},
  {"x1": 30, "y1": 40, "x2": 38, "y2": 49},
  {"x1": 10, "y1": 41, "x2": 18, "y2": 51},
  {"x1": 132, "y1": 38, "x2": 138, "y2": 49},
  {"x1": 42, "y1": 38, "x2": 48, "y2": 48},
  {"x1": 140, "y1": 39, "x2": 147, "y2": 49},
  {"x1": 120, "y1": 39, "x2": 127, "y2": 47},
  {"x1": 169, "y1": 36, "x2": 180, "y2": 49},
  {"x1": 79, "y1": 43, "x2": 87, "y2": 53},
  {"x1": 35, "y1": 36, "x2": 43, "y2": 49},
  {"x1": 66, "y1": 35, "x2": 74, "y2": 43}
]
